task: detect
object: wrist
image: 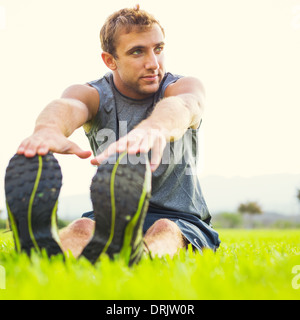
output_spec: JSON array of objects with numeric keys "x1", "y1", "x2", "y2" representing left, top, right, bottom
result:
[
  {"x1": 138, "y1": 119, "x2": 168, "y2": 137},
  {"x1": 138, "y1": 119, "x2": 184, "y2": 142},
  {"x1": 34, "y1": 123, "x2": 61, "y2": 134}
]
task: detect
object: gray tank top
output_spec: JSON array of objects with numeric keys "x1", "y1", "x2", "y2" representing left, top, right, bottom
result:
[{"x1": 84, "y1": 72, "x2": 211, "y2": 223}]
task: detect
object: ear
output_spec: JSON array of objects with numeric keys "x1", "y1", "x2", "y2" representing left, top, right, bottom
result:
[{"x1": 101, "y1": 52, "x2": 117, "y2": 70}]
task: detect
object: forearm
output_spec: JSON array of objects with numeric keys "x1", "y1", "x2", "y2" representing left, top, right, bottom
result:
[
  {"x1": 18, "y1": 97, "x2": 92, "y2": 158},
  {"x1": 140, "y1": 94, "x2": 203, "y2": 141},
  {"x1": 34, "y1": 98, "x2": 90, "y2": 137},
  {"x1": 93, "y1": 77, "x2": 205, "y2": 171}
]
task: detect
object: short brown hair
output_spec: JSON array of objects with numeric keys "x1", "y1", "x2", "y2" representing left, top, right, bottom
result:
[{"x1": 100, "y1": 5, "x2": 165, "y2": 58}]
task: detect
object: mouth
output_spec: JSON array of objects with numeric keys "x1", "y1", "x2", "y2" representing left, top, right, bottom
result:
[{"x1": 141, "y1": 74, "x2": 159, "y2": 81}]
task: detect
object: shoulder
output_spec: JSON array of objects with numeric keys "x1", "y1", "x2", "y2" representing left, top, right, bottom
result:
[
  {"x1": 61, "y1": 83, "x2": 100, "y2": 119},
  {"x1": 63, "y1": 83, "x2": 99, "y2": 98}
]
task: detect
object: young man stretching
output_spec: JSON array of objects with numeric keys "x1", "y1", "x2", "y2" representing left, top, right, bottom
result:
[{"x1": 5, "y1": 6, "x2": 220, "y2": 265}]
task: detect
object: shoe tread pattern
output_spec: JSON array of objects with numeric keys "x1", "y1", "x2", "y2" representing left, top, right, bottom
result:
[
  {"x1": 81, "y1": 153, "x2": 151, "y2": 265},
  {"x1": 5, "y1": 153, "x2": 62, "y2": 256}
]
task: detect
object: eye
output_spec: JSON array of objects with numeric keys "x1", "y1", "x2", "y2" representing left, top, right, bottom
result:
[
  {"x1": 131, "y1": 49, "x2": 143, "y2": 55},
  {"x1": 155, "y1": 46, "x2": 164, "y2": 54}
]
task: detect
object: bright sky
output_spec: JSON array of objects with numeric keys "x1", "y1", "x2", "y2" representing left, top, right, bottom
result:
[{"x1": 1, "y1": 0, "x2": 300, "y2": 211}]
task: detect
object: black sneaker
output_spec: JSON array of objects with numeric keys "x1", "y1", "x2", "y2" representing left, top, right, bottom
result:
[
  {"x1": 80, "y1": 152, "x2": 152, "y2": 266},
  {"x1": 4, "y1": 153, "x2": 63, "y2": 256}
]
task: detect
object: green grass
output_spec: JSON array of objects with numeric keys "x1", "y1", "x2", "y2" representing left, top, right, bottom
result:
[{"x1": 0, "y1": 229, "x2": 299, "y2": 300}]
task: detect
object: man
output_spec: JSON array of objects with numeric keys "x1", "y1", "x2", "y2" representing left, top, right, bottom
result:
[{"x1": 5, "y1": 6, "x2": 220, "y2": 265}]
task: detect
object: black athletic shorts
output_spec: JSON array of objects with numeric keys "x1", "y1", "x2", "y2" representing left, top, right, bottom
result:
[{"x1": 82, "y1": 205, "x2": 221, "y2": 252}]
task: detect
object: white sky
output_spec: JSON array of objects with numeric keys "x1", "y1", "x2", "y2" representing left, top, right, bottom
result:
[{"x1": 1, "y1": 0, "x2": 300, "y2": 211}]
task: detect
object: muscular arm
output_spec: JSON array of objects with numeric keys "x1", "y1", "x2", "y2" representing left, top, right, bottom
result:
[
  {"x1": 93, "y1": 76, "x2": 205, "y2": 171},
  {"x1": 18, "y1": 84, "x2": 99, "y2": 158},
  {"x1": 142, "y1": 76, "x2": 205, "y2": 138}
]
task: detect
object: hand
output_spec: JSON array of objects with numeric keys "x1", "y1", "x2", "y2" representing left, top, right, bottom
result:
[
  {"x1": 91, "y1": 123, "x2": 167, "y2": 172},
  {"x1": 17, "y1": 127, "x2": 92, "y2": 159}
]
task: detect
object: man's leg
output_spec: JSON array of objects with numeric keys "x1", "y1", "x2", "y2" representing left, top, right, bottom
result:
[
  {"x1": 59, "y1": 218, "x2": 95, "y2": 258},
  {"x1": 6, "y1": 152, "x2": 187, "y2": 262},
  {"x1": 144, "y1": 219, "x2": 188, "y2": 258},
  {"x1": 58, "y1": 217, "x2": 188, "y2": 259},
  {"x1": 59, "y1": 217, "x2": 187, "y2": 259}
]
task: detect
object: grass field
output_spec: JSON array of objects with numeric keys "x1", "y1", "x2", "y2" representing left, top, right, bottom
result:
[{"x1": 0, "y1": 228, "x2": 299, "y2": 300}]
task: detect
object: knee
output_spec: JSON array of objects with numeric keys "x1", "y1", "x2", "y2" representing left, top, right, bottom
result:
[
  {"x1": 146, "y1": 218, "x2": 179, "y2": 236},
  {"x1": 67, "y1": 218, "x2": 95, "y2": 237}
]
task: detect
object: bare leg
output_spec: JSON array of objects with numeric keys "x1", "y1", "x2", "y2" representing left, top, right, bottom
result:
[
  {"x1": 58, "y1": 218, "x2": 187, "y2": 259},
  {"x1": 59, "y1": 218, "x2": 95, "y2": 258},
  {"x1": 144, "y1": 219, "x2": 187, "y2": 258}
]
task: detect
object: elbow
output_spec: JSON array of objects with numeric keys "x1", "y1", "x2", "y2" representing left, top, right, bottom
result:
[
  {"x1": 192, "y1": 99, "x2": 204, "y2": 129},
  {"x1": 46, "y1": 98, "x2": 70, "y2": 110},
  {"x1": 179, "y1": 94, "x2": 204, "y2": 129}
]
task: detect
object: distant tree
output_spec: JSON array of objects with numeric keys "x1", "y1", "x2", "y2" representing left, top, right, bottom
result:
[
  {"x1": 297, "y1": 189, "x2": 300, "y2": 213},
  {"x1": 238, "y1": 201, "x2": 263, "y2": 215}
]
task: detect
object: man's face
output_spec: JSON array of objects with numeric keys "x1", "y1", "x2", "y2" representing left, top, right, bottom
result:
[{"x1": 112, "y1": 24, "x2": 165, "y2": 100}]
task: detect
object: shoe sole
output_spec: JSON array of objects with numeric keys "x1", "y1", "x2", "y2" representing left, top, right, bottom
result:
[
  {"x1": 81, "y1": 152, "x2": 151, "y2": 265},
  {"x1": 5, "y1": 153, "x2": 63, "y2": 256}
]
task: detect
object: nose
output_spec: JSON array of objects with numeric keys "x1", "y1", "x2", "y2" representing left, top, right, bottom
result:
[{"x1": 145, "y1": 51, "x2": 159, "y2": 70}]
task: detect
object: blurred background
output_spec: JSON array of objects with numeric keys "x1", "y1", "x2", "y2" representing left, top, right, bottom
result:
[{"x1": 1, "y1": 0, "x2": 300, "y2": 226}]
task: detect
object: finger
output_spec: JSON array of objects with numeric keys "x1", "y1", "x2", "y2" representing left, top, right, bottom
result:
[
  {"x1": 90, "y1": 158, "x2": 99, "y2": 166},
  {"x1": 115, "y1": 136, "x2": 128, "y2": 153},
  {"x1": 74, "y1": 149, "x2": 92, "y2": 159},
  {"x1": 92, "y1": 142, "x2": 118, "y2": 165},
  {"x1": 139, "y1": 134, "x2": 153, "y2": 154},
  {"x1": 150, "y1": 136, "x2": 166, "y2": 172},
  {"x1": 17, "y1": 139, "x2": 28, "y2": 155},
  {"x1": 63, "y1": 141, "x2": 92, "y2": 159},
  {"x1": 71, "y1": 144, "x2": 92, "y2": 159},
  {"x1": 127, "y1": 139, "x2": 143, "y2": 154},
  {"x1": 37, "y1": 143, "x2": 50, "y2": 156},
  {"x1": 17, "y1": 135, "x2": 48, "y2": 157},
  {"x1": 126, "y1": 130, "x2": 145, "y2": 154},
  {"x1": 22, "y1": 139, "x2": 42, "y2": 158}
]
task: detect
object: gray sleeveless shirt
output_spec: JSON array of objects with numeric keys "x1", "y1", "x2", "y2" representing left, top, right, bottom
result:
[{"x1": 84, "y1": 72, "x2": 211, "y2": 224}]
